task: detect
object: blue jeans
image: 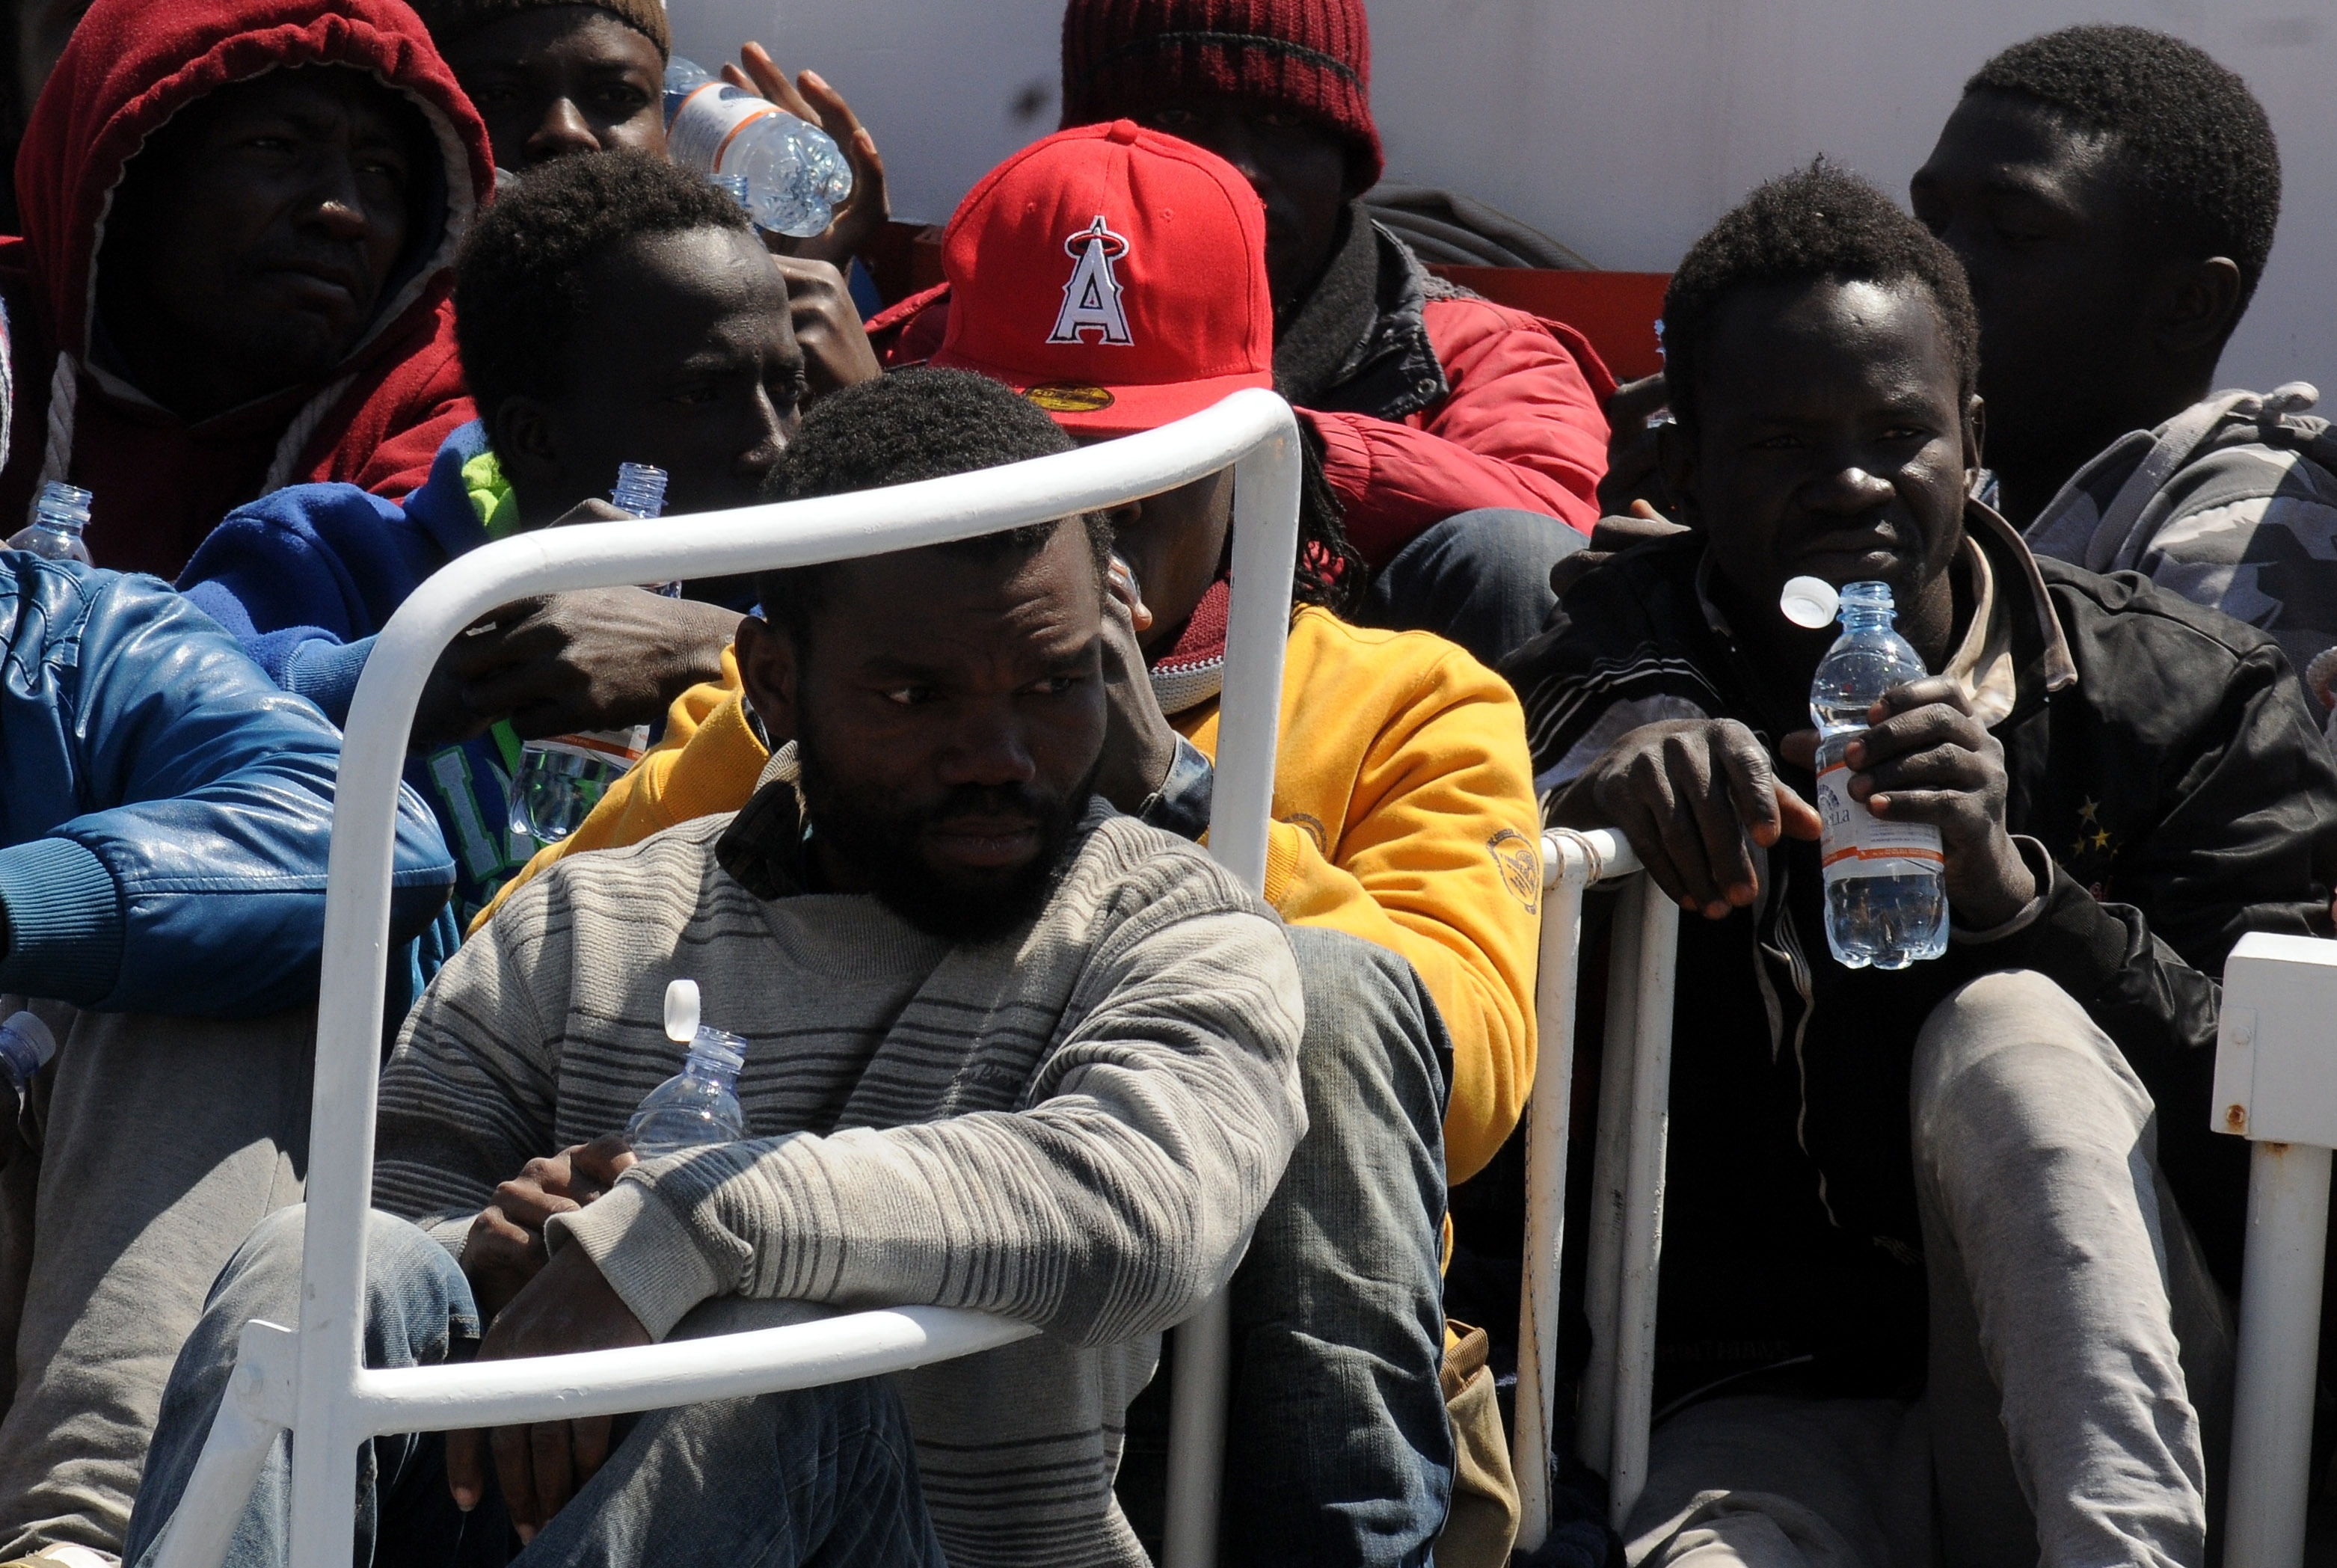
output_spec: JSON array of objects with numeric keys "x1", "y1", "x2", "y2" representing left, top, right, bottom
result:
[
  {"x1": 1361, "y1": 508, "x2": 1587, "y2": 668},
  {"x1": 123, "y1": 1208, "x2": 943, "y2": 1568},
  {"x1": 1119, "y1": 925, "x2": 1452, "y2": 1566}
]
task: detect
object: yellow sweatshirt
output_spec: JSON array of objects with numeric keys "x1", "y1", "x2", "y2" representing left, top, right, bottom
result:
[{"x1": 475, "y1": 608, "x2": 1543, "y2": 1183}]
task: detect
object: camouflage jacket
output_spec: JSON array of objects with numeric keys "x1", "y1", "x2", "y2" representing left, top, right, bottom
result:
[{"x1": 2025, "y1": 384, "x2": 2337, "y2": 694}]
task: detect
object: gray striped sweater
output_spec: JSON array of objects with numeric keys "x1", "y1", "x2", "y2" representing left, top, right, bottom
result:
[{"x1": 374, "y1": 801, "x2": 1307, "y2": 1566}]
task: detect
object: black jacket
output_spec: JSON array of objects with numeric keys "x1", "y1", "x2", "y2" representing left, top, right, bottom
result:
[{"x1": 1500, "y1": 507, "x2": 2337, "y2": 1395}]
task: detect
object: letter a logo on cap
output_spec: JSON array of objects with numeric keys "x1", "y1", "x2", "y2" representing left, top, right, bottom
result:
[{"x1": 1048, "y1": 216, "x2": 1133, "y2": 346}]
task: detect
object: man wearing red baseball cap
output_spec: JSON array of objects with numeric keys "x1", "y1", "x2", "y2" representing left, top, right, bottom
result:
[
  {"x1": 865, "y1": 0, "x2": 1610, "y2": 669},
  {"x1": 479, "y1": 121, "x2": 1549, "y2": 1567}
]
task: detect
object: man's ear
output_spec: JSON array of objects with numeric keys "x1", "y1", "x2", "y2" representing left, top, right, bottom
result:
[
  {"x1": 488, "y1": 396, "x2": 566, "y2": 505},
  {"x1": 734, "y1": 615, "x2": 800, "y2": 748},
  {"x1": 2151, "y1": 255, "x2": 2246, "y2": 360},
  {"x1": 1964, "y1": 393, "x2": 1987, "y2": 488},
  {"x1": 1655, "y1": 416, "x2": 1701, "y2": 527}
]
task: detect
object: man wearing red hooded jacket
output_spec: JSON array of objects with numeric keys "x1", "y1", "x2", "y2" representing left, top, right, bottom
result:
[
  {"x1": 0, "y1": 0, "x2": 493, "y2": 581},
  {"x1": 870, "y1": 0, "x2": 1612, "y2": 666}
]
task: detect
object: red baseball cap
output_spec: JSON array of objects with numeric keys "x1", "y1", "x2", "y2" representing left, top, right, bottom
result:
[{"x1": 931, "y1": 120, "x2": 1275, "y2": 438}]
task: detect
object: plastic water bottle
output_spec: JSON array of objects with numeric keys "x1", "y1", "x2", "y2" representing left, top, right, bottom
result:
[
  {"x1": 0, "y1": 1012, "x2": 55, "y2": 1113},
  {"x1": 7, "y1": 483, "x2": 93, "y2": 564},
  {"x1": 509, "y1": 463, "x2": 670, "y2": 845},
  {"x1": 1791, "y1": 577, "x2": 1949, "y2": 970},
  {"x1": 663, "y1": 57, "x2": 853, "y2": 238},
  {"x1": 625, "y1": 980, "x2": 747, "y2": 1157}
]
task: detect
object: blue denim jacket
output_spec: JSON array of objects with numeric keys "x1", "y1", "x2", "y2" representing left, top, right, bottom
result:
[{"x1": 0, "y1": 553, "x2": 453, "y2": 1016}]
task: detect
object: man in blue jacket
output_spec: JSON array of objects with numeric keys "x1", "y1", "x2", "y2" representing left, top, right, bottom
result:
[
  {"x1": 0, "y1": 555, "x2": 452, "y2": 1566},
  {"x1": 180, "y1": 150, "x2": 818, "y2": 926}
]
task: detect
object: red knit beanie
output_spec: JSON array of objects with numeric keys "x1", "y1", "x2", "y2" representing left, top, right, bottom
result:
[{"x1": 1059, "y1": 0, "x2": 1383, "y2": 188}]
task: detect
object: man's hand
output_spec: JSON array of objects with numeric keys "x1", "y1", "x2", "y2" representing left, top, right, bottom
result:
[
  {"x1": 775, "y1": 255, "x2": 882, "y2": 399},
  {"x1": 437, "y1": 587, "x2": 742, "y2": 743},
  {"x1": 461, "y1": 1135, "x2": 637, "y2": 1320},
  {"x1": 1783, "y1": 678, "x2": 2035, "y2": 929},
  {"x1": 1093, "y1": 563, "x2": 1179, "y2": 816},
  {"x1": 1597, "y1": 373, "x2": 1671, "y2": 517},
  {"x1": 722, "y1": 43, "x2": 890, "y2": 269},
  {"x1": 443, "y1": 1242, "x2": 651, "y2": 1540},
  {"x1": 1552, "y1": 718, "x2": 1822, "y2": 919},
  {"x1": 1547, "y1": 502, "x2": 1692, "y2": 598}
]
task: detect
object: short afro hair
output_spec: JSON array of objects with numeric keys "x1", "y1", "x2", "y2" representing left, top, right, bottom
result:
[
  {"x1": 454, "y1": 149, "x2": 752, "y2": 422},
  {"x1": 1967, "y1": 25, "x2": 2279, "y2": 301},
  {"x1": 755, "y1": 369, "x2": 1116, "y2": 641},
  {"x1": 1662, "y1": 162, "x2": 1980, "y2": 437}
]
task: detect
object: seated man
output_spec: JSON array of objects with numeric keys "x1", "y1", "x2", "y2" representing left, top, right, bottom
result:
[
  {"x1": 866, "y1": 0, "x2": 1608, "y2": 666},
  {"x1": 0, "y1": 544, "x2": 452, "y2": 1558},
  {"x1": 482, "y1": 126, "x2": 1547, "y2": 1565},
  {"x1": 1501, "y1": 165, "x2": 2337, "y2": 1565},
  {"x1": 0, "y1": 0, "x2": 495, "y2": 579},
  {"x1": 126, "y1": 369, "x2": 1307, "y2": 1568},
  {"x1": 180, "y1": 151, "x2": 801, "y2": 925},
  {"x1": 1911, "y1": 26, "x2": 2337, "y2": 693}
]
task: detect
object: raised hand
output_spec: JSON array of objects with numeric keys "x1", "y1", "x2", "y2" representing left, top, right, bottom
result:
[{"x1": 723, "y1": 43, "x2": 890, "y2": 269}]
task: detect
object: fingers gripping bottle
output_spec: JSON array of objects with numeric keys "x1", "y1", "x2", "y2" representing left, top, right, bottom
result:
[
  {"x1": 1794, "y1": 577, "x2": 1950, "y2": 970},
  {"x1": 509, "y1": 462, "x2": 670, "y2": 846},
  {"x1": 625, "y1": 980, "x2": 748, "y2": 1157},
  {"x1": 663, "y1": 58, "x2": 853, "y2": 238},
  {"x1": 7, "y1": 483, "x2": 93, "y2": 564}
]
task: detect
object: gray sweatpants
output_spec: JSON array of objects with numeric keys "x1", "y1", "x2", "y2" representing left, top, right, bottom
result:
[
  {"x1": 0, "y1": 1001, "x2": 313, "y2": 1561},
  {"x1": 1624, "y1": 969, "x2": 2234, "y2": 1568}
]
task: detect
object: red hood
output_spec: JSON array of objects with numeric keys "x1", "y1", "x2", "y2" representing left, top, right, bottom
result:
[{"x1": 13, "y1": 0, "x2": 493, "y2": 370}]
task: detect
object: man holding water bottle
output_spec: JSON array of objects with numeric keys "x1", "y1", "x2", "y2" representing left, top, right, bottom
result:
[{"x1": 1503, "y1": 165, "x2": 2337, "y2": 1567}]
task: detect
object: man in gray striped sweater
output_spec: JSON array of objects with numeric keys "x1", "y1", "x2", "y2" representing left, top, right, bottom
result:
[{"x1": 124, "y1": 374, "x2": 1310, "y2": 1568}]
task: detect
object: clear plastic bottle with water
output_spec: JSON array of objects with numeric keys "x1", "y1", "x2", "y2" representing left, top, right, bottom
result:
[
  {"x1": 663, "y1": 58, "x2": 853, "y2": 238},
  {"x1": 1803, "y1": 579, "x2": 1949, "y2": 969},
  {"x1": 625, "y1": 980, "x2": 748, "y2": 1157},
  {"x1": 509, "y1": 463, "x2": 670, "y2": 845},
  {"x1": 7, "y1": 482, "x2": 93, "y2": 564},
  {"x1": 0, "y1": 1012, "x2": 55, "y2": 1113}
]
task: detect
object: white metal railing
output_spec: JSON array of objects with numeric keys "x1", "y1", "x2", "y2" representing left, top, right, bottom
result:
[
  {"x1": 1510, "y1": 872, "x2": 2337, "y2": 1562},
  {"x1": 150, "y1": 389, "x2": 1303, "y2": 1568},
  {"x1": 2212, "y1": 931, "x2": 2337, "y2": 1568},
  {"x1": 1511, "y1": 826, "x2": 1678, "y2": 1547}
]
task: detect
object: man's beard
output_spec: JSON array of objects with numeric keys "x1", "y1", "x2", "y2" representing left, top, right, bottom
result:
[{"x1": 793, "y1": 725, "x2": 1101, "y2": 944}]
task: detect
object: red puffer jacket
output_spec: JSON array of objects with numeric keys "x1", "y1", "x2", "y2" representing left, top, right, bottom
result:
[
  {"x1": 0, "y1": 0, "x2": 494, "y2": 579},
  {"x1": 870, "y1": 226, "x2": 1614, "y2": 568}
]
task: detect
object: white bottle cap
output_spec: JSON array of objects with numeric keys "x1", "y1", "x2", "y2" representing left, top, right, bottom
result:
[
  {"x1": 663, "y1": 979, "x2": 700, "y2": 1044},
  {"x1": 1779, "y1": 576, "x2": 1840, "y2": 630}
]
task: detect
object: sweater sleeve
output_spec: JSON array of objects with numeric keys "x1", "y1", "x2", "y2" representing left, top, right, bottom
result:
[
  {"x1": 373, "y1": 906, "x2": 563, "y2": 1243},
  {"x1": 468, "y1": 655, "x2": 757, "y2": 935},
  {"x1": 553, "y1": 899, "x2": 1309, "y2": 1343},
  {"x1": 1306, "y1": 299, "x2": 1609, "y2": 565},
  {"x1": 1256, "y1": 643, "x2": 1543, "y2": 1184}
]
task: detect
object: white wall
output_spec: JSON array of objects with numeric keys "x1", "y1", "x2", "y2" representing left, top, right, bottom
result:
[{"x1": 671, "y1": 0, "x2": 2337, "y2": 393}]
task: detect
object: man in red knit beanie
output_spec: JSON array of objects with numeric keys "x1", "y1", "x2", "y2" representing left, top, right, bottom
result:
[{"x1": 873, "y1": 0, "x2": 1612, "y2": 666}]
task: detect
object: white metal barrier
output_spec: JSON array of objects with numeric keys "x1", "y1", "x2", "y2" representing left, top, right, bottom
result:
[
  {"x1": 150, "y1": 389, "x2": 1303, "y2": 1568},
  {"x1": 1511, "y1": 826, "x2": 1679, "y2": 1548},
  {"x1": 2214, "y1": 931, "x2": 2337, "y2": 1568},
  {"x1": 1510, "y1": 872, "x2": 2337, "y2": 1561}
]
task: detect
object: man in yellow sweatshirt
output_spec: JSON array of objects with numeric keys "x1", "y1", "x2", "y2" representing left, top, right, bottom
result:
[{"x1": 476, "y1": 126, "x2": 1545, "y2": 1566}]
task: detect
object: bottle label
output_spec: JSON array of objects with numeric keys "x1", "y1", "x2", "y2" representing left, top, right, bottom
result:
[
  {"x1": 1816, "y1": 760, "x2": 1944, "y2": 882},
  {"x1": 666, "y1": 84, "x2": 777, "y2": 177},
  {"x1": 530, "y1": 725, "x2": 651, "y2": 769}
]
